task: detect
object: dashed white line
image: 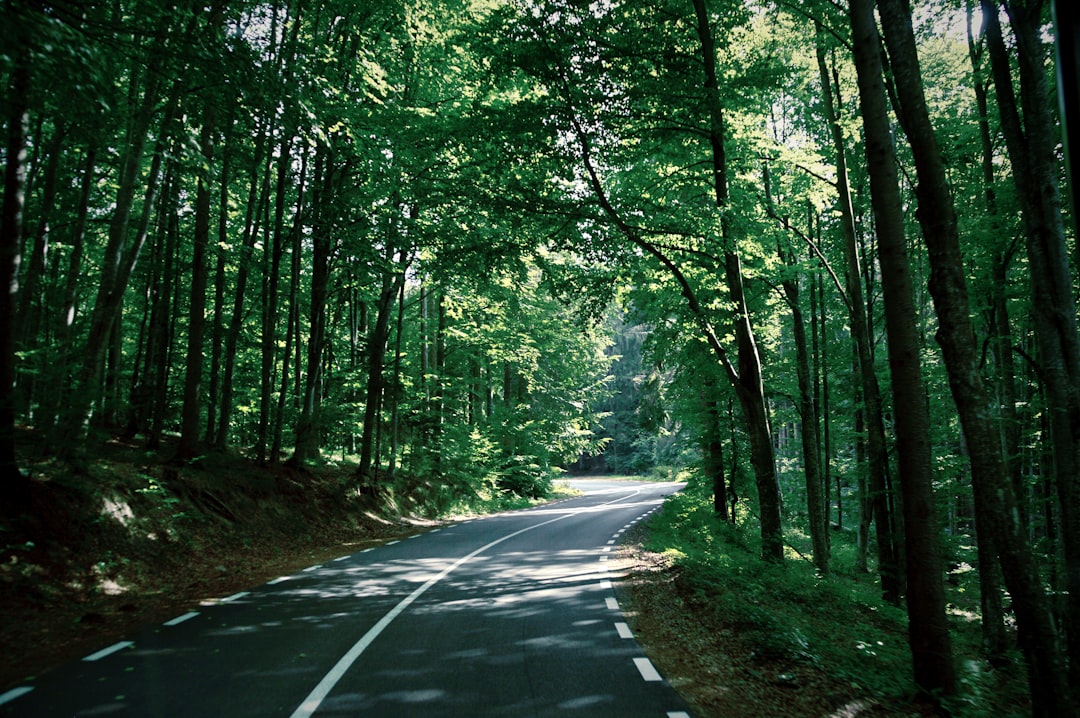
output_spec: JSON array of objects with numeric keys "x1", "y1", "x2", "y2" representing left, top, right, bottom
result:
[
  {"x1": 332, "y1": 555, "x2": 350, "y2": 562},
  {"x1": 163, "y1": 611, "x2": 199, "y2": 626},
  {"x1": 600, "y1": 555, "x2": 609, "y2": 562},
  {"x1": 606, "y1": 539, "x2": 616, "y2": 545},
  {"x1": 268, "y1": 576, "x2": 292, "y2": 585},
  {"x1": 386, "y1": 540, "x2": 401, "y2": 546},
  {"x1": 602, "y1": 546, "x2": 612, "y2": 552},
  {"x1": 0, "y1": 687, "x2": 33, "y2": 705},
  {"x1": 600, "y1": 580, "x2": 613, "y2": 590},
  {"x1": 221, "y1": 591, "x2": 250, "y2": 603},
  {"x1": 667, "y1": 712, "x2": 692, "y2": 718},
  {"x1": 83, "y1": 641, "x2": 134, "y2": 662},
  {"x1": 615, "y1": 622, "x2": 634, "y2": 639},
  {"x1": 605, "y1": 597, "x2": 619, "y2": 610},
  {"x1": 302, "y1": 565, "x2": 321, "y2": 572},
  {"x1": 633, "y1": 656, "x2": 663, "y2": 682}
]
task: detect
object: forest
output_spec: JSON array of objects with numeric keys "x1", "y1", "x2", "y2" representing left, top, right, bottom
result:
[{"x1": 2, "y1": 0, "x2": 1079, "y2": 714}]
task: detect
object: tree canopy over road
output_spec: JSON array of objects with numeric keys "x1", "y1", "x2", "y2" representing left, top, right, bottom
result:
[{"x1": 2, "y1": 0, "x2": 1078, "y2": 713}]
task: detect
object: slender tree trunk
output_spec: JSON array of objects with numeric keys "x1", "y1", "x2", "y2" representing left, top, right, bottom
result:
[
  {"x1": 15, "y1": 127, "x2": 64, "y2": 420},
  {"x1": 984, "y1": 0, "x2": 1080, "y2": 688},
  {"x1": 205, "y1": 127, "x2": 231, "y2": 445},
  {"x1": 148, "y1": 175, "x2": 180, "y2": 449},
  {"x1": 290, "y1": 152, "x2": 335, "y2": 466},
  {"x1": 386, "y1": 274, "x2": 407, "y2": 482},
  {"x1": 768, "y1": 167, "x2": 828, "y2": 572},
  {"x1": 702, "y1": 377, "x2": 729, "y2": 521},
  {"x1": 0, "y1": 39, "x2": 29, "y2": 488},
  {"x1": 691, "y1": 0, "x2": 783, "y2": 561},
  {"x1": 176, "y1": 104, "x2": 217, "y2": 460},
  {"x1": 815, "y1": 20, "x2": 901, "y2": 597},
  {"x1": 849, "y1": 0, "x2": 956, "y2": 697},
  {"x1": 357, "y1": 256, "x2": 406, "y2": 484}
]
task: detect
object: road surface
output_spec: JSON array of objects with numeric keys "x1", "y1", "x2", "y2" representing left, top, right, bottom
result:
[{"x1": 1, "y1": 479, "x2": 692, "y2": 717}]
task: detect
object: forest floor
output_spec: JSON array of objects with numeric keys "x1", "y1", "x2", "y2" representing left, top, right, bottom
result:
[{"x1": 0, "y1": 436, "x2": 1003, "y2": 716}]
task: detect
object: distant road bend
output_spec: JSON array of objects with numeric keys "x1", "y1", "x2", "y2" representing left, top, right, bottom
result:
[{"x1": 1, "y1": 479, "x2": 693, "y2": 717}]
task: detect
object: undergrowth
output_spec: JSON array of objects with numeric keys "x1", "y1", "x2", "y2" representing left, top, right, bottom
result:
[{"x1": 644, "y1": 476, "x2": 1032, "y2": 717}]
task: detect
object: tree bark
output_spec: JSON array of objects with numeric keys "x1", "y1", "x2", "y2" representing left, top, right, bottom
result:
[
  {"x1": 176, "y1": 103, "x2": 217, "y2": 460},
  {"x1": 0, "y1": 35, "x2": 29, "y2": 489},
  {"x1": 814, "y1": 20, "x2": 901, "y2": 598},
  {"x1": 691, "y1": 0, "x2": 783, "y2": 561},
  {"x1": 849, "y1": 0, "x2": 956, "y2": 697},
  {"x1": 290, "y1": 149, "x2": 337, "y2": 466},
  {"x1": 983, "y1": 0, "x2": 1080, "y2": 692}
]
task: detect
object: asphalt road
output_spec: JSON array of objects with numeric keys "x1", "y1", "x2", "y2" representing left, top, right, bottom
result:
[{"x1": 1, "y1": 479, "x2": 692, "y2": 717}]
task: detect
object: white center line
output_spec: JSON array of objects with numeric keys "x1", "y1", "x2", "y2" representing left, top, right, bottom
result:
[
  {"x1": 163, "y1": 611, "x2": 199, "y2": 626},
  {"x1": 633, "y1": 657, "x2": 663, "y2": 682},
  {"x1": 83, "y1": 641, "x2": 134, "y2": 662},
  {"x1": 0, "y1": 687, "x2": 33, "y2": 706},
  {"x1": 290, "y1": 489, "x2": 648, "y2": 718}
]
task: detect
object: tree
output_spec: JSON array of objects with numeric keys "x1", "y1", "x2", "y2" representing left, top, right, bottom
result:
[
  {"x1": 848, "y1": 0, "x2": 956, "y2": 697},
  {"x1": 876, "y1": 0, "x2": 1069, "y2": 708}
]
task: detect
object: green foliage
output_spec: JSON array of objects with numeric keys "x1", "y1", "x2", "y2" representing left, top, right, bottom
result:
[{"x1": 645, "y1": 482, "x2": 999, "y2": 705}]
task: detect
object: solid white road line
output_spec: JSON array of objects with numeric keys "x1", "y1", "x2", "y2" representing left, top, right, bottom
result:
[
  {"x1": 633, "y1": 657, "x2": 663, "y2": 682},
  {"x1": 290, "y1": 487, "x2": 651, "y2": 718},
  {"x1": 615, "y1": 622, "x2": 633, "y2": 639},
  {"x1": 0, "y1": 687, "x2": 33, "y2": 705},
  {"x1": 83, "y1": 641, "x2": 134, "y2": 662},
  {"x1": 163, "y1": 611, "x2": 199, "y2": 626}
]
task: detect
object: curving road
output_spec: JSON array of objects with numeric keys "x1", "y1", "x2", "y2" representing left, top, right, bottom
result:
[{"x1": 1, "y1": 479, "x2": 691, "y2": 717}]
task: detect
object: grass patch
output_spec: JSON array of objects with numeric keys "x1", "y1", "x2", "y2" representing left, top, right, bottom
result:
[{"x1": 642, "y1": 481, "x2": 1032, "y2": 716}]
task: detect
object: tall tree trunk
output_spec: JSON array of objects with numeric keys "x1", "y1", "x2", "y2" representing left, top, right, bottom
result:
[
  {"x1": 815, "y1": 20, "x2": 901, "y2": 597},
  {"x1": 691, "y1": 0, "x2": 783, "y2": 561},
  {"x1": 176, "y1": 104, "x2": 217, "y2": 460},
  {"x1": 966, "y1": 0, "x2": 1017, "y2": 662},
  {"x1": 386, "y1": 274, "x2": 407, "y2": 482},
  {"x1": 849, "y1": 0, "x2": 956, "y2": 697},
  {"x1": 148, "y1": 177, "x2": 181, "y2": 449},
  {"x1": 702, "y1": 376, "x2": 729, "y2": 521},
  {"x1": 205, "y1": 126, "x2": 231, "y2": 445},
  {"x1": 357, "y1": 257, "x2": 407, "y2": 484},
  {"x1": 0, "y1": 36, "x2": 29, "y2": 488},
  {"x1": 291, "y1": 151, "x2": 336, "y2": 466},
  {"x1": 984, "y1": 0, "x2": 1080, "y2": 688},
  {"x1": 15, "y1": 127, "x2": 64, "y2": 420},
  {"x1": 768, "y1": 166, "x2": 828, "y2": 572}
]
